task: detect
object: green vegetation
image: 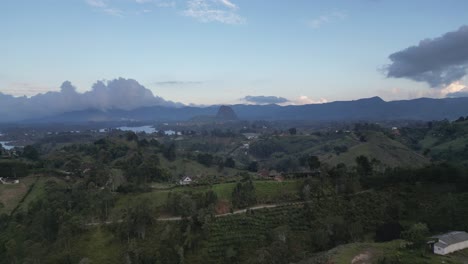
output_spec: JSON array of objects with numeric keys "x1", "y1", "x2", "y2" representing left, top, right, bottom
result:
[
  {"x1": 324, "y1": 132, "x2": 429, "y2": 168},
  {"x1": 399, "y1": 119, "x2": 468, "y2": 164},
  {"x1": 2, "y1": 121, "x2": 468, "y2": 263},
  {"x1": 323, "y1": 240, "x2": 468, "y2": 264},
  {"x1": 111, "y1": 180, "x2": 301, "y2": 219}
]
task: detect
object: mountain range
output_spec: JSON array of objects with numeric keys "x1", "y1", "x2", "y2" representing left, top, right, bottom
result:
[{"x1": 16, "y1": 96, "x2": 468, "y2": 123}]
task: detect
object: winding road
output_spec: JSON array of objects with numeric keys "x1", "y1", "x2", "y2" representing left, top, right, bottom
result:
[{"x1": 86, "y1": 203, "x2": 296, "y2": 226}]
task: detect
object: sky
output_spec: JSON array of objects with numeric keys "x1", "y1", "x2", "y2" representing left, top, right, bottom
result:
[{"x1": 1, "y1": 0, "x2": 468, "y2": 106}]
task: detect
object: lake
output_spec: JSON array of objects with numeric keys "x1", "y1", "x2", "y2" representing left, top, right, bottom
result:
[
  {"x1": 0, "y1": 141, "x2": 15, "y2": 150},
  {"x1": 117, "y1": 125, "x2": 157, "y2": 133}
]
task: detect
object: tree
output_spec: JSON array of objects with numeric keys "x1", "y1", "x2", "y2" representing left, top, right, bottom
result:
[
  {"x1": 232, "y1": 179, "x2": 257, "y2": 208},
  {"x1": 163, "y1": 143, "x2": 176, "y2": 161},
  {"x1": 308, "y1": 155, "x2": 321, "y2": 171},
  {"x1": 125, "y1": 132, "x2": 139, "y2": 141},
  {"x1": 355, "y1": 155, "x2": 372, "y2": 176},
  {"x1": 224, "y1": 157, "x2": 236, "y2": 168},
  {"x1": 120, "y1": 198, "x2": 156, "y2": 241},
  {"x1": 288, "y1": 128, "x2": 297, "y2": 135},
  {"x1": 348, "y1": 222, "x2": 364, "y2": 242},
  {"x1": 247, "y1": 161, "x2": 258, "y2": 172},
  {"x1": 23, "y1": 145, "x2": 40, "y2": 160},
  {"x1": 197, "y1": 153, "x2": 214, "y2": 167},
  {"x1": 178, "y1": 194, "x2": 197, "y2": 218},
  {"x1": 376, "y1": 222, "x2": 402, "y2": 242},
  {"x1": 224, "y1": 246, "x2": 238, "y2": 263},
  {"x1": 310, "y1": 229, "x2": 330, "y2": 251},
  {"x1": 138, "y1": 138, "x2": 149, "y2": 147},
  {"x1": 5, "y1": 239, "x2": 17, "y2": 264},
  {"x1": 402, "y1": 222, "x2": 429, "y2": 249}
]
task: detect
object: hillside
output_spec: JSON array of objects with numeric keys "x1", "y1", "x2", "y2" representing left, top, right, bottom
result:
[
  {"x1": 323, "y1": 132, "x2": 429, "y2": 168},
  {"x1": 397, "y1": 119, "x2": 468, "y2": 164}
]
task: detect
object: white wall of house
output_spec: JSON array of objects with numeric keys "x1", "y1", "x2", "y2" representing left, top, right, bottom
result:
[
  {"x1": 179, "y1": 177, "x2": 192, "y2": 185},
  {"x1": 434, "y1": 246, "x2": 445, "y2": 255},
  {"x1": 446, "y1": 241, "x2": 468, "y2": 254},
  {"x1": 434, "y1": 241, "x2": 468, "y2": 255}
]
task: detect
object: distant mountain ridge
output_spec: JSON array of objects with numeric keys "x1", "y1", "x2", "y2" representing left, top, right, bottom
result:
[{"x1": 14, "y1": 96, "x2": 468, "y2": 123}]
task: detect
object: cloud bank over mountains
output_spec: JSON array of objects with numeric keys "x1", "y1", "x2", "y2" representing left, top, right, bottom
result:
[
  {"x1": 241, "y1": 95, "x2": 327, "y2": 105},
  {"x1": 242, "y1": 95, "x2": 289, "y2": 105},
  {"x1": 0, "y1": 78, "x2": 181, "y2": 122}
]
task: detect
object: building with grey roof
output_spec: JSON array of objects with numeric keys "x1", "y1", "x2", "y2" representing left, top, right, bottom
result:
[{"x1": 432, "y1": 231, "x2": 468, "y2": 255}]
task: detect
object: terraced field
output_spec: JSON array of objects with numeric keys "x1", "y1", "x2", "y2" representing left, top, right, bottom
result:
[{"x1": 202, "y1": 204, "x2": 308, "y2": 261}]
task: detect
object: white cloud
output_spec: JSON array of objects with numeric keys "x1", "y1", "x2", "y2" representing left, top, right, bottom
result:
[
  {"x1": 0, "y1": 78, "x2": 182, "y2": 122},
  {"x1": 1, "y1": 82, "x2": 57, "y2": 97},
  {"x1": 85, "y1": 0, "x2": 125, "y2": 16},
  {"x1": 289, "y1": 95, "x2": 328, "y2": 105},
  {"x1": 85, "y1": 0, "x2": 242, "y2": 21},
  {"x1": 155, "y1": 1, "x2": 176, "y2": 8},
  {"x1": 134, "y1": 0, "x2": 175, "y2": 6},
  {"x1": 377, "y1": 80, "x2": 468, "y2": 100},
  {"x1": 442, "y1": 81, "x2": 468, "y2": 97},
  {"x1": 219, "y1": 0, "x2": 237, "y2": 10},
  {"x1": 183, "y1": 0, "x2": 245, "y2": 25},
  {"x1": 86, "y1": 0, "x2": 107, "y2": 7},
  {"x1": 103, "y1": 8, "x2": 124, "y2": 17},
  {"x1": 308, "y1": 11, "x2": 347, "y2": 29}
]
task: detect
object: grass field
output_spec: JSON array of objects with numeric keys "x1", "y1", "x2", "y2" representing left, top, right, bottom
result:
[
  {"x1": 111, "y1": 179, "x2": 302, "y2": 219},
  {"x1": 159, "y1": 154, "x2": 241, "y2": 179},
  {"x1": 44, "y1": 227, "x2": 124, "y2": 264},
  {"x1": 329, "y1": 240, "x2": 468, "y2": 264},
  {"x1": 0, "y1": 176, "x2": 37, "y2": 214}
]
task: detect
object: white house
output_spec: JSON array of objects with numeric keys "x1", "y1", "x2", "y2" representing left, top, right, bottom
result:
[
  {"x1": 432, "y1": 231, "x2": 468, "y2": 255},
  {"x1": 179, "y1": 176, "x2": 192, "y2": 185}
]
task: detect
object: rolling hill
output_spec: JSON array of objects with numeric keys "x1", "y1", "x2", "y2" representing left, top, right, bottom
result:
[{"x1": 322, "y1": 132, "x2": 430, "y2": 168}]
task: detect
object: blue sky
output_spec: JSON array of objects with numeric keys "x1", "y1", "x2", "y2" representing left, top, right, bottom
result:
[{"x1": 1, "y1": 0, "x2": 468, "y2": 105}]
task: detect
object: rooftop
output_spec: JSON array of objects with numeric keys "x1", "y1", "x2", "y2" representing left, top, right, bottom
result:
[{"x1": 434, "y1": 231, "x2": 468, "y2": 248}]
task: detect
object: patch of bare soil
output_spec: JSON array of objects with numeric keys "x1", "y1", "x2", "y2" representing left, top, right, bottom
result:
[
  {"x1": 351, "y1": 249, "x2": 374, "y2": 264},
  {"x1": 215, "y1": 199, "x2": 231, "y2": 214}
]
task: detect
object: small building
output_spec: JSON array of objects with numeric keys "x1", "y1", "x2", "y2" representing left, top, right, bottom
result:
[
  {"x1": 179, "y1": 176, "x2": 192, "y2": 185},
  {"x1": 432, "y1": 231, "x2": 468, "y2": 255},
  {"x1": 242, "y1": 133, "x2": 260, "y2": 140}
]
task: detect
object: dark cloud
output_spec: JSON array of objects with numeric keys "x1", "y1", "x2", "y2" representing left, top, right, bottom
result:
[
  {"x1": 386, "y1": 26, "x2": 468, "y2": 87},
  {"x1": 0, "y1": 78, "x2": 182, "y2": 122},
  {"x1": 243, "y1": 95, "x2": 289, "y2": 104}
]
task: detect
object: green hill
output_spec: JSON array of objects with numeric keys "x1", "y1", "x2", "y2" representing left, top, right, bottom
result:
[{"x1": 323, "y1": 132, "x2": 429, "y2": 168}]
